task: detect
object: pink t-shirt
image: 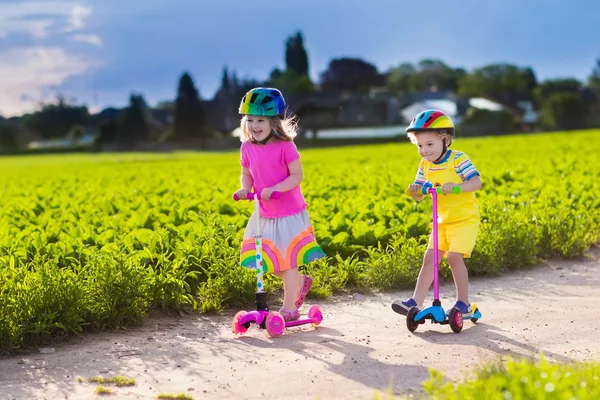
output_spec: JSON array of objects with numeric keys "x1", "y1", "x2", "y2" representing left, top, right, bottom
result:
[{"x1": 240, "y1": 140, "x2": 308, "y2": 218}]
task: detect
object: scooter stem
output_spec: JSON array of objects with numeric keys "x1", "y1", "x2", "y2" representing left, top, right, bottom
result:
[
  {"x1": 254, "y1": 193, "x2": 265, "y2": 294},
  {"x1": 431, "y1": 189, "x2": 440, "y2": 302}
]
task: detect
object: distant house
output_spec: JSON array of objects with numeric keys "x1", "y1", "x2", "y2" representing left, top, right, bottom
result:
[
  {"x1": 399, "y1": 96, "x2": 507, "y2": 125},
  {"x1": 288, "y1": 90, "x2": 405, "y2": 132},
  {"x1": 27, "y1": 134, "x2": 97, "y2": 151},
  {"x1": 517, "y1": 101, "x2": 539, "y2": 131}
]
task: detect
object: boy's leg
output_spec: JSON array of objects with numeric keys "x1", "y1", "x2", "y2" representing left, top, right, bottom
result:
[
  {"x1": 447, "y1": 252, "x2": 469, "y2": 304},
  {"x1": 391, "y1": 249, "x2": 444, "y2": 315},
  {"x1": 445, "y1": 219, "x2": 479, "y2": 314},
  {"x1": 412, "y1": 249, "x2": 444, "y2": 305}
]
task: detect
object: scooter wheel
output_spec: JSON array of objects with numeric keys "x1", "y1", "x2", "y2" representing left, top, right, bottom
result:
[
  {"x1": 471, "y1": 303, "x2": 479, "y2": 323},
  {"x1": 308, "y1": 305, "x2": 323, "y2": 326},
  {"x1": 448, "y1": 308, "x2": 464, "y2": 333},
  {"x1": 232, "y1": 311, "x2": 249, "y2": 336},
  {"x1": 406, "y1": 306, "x2": 420, "y2": 333},
  {"x1": 265, "y1": 311, "x2": 286, "y2": 338}
]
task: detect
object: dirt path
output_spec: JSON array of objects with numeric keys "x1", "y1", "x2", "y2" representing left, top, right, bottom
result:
[{"x1": 1, "y1": 250, "x2": 599, "y2": 400}]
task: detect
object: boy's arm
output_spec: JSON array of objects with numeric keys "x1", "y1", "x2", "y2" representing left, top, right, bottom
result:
[
  {"x1": 458, "y1": 175, "x2": 482, "y2": 192},
  {"x1": 409, "y1": 160, "x2": 426, "y2": 201},
  {"x1": 454, "y1": 152, "x2": 481, "y2": 192}
]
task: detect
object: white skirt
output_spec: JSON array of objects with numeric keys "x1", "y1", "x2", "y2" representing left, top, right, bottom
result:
[{"x1": 239, "y1": 210, "x2": 325, "y2": 273}]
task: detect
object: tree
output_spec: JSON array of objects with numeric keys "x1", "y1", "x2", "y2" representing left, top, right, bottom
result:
[
  {"x1": 386, "y1": 60, "x2": 466, "y2": 95},
  {"x1": 586, "y1": 59, "x2": 600, "y2": 127},
  {"x1": 122, "y1": 93, "x2": 150, "y2": 146},
  {"x1": 155, "y1": 101, "x2": 174, "y2": 112},
  {"x1": 0, "y1": 123, "x2": 18, "y2": 153},
  {"x1": 534, "y1": 78, "x2": 582, "y2": 102},
  {"x1": 173, "y1": 72, "x2": 206, "y2": 141},
  {"x1": 268, "y1": 68, "x2": 315, "y2": 95},
  {"x1": 319, "y1": 58, "x2": 384, "y2": 92},
  {"x1": 410, "y1": 59, "x2": 466, "y2": 92},
  {"x1": 386, "y1": 63, "x2": 417, "y2": 94},
  {"x1": 458, "y1": 64, "x2": 538, "y2": 106},
  {"x1": 285, "y1": 31, "x2": 309, "y2": 76},
  {"x1": 460, "y1": 108, "x2": 517, "y2": 137},
  {"x1": 215, "y1": 66, "x2": 234, "y2": 101},
  {"x1": 541, "y1": 92, "x2": 589, "y2": 130},
  {"x1": 97, "y1": 119, "x2": 120, "y2": 146},
  {"x1": 20, "y1": 94, "x2": 90, "y2": 139}
]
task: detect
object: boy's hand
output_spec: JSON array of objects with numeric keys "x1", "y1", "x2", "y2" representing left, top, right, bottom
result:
[
  {"x1": 441, "y1": 182, "x2": 458, "y2": 195},
  {"x1": 408, "y1": 184, "x2": 423, "y2": 194},
  {"x1": 407, "y1": 184, "x2": 424, "y2": 201}
]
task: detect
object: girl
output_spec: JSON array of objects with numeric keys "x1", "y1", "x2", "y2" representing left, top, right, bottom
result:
[{"x1": 235, "y1": 87, "x2": 325, "y2": 322}]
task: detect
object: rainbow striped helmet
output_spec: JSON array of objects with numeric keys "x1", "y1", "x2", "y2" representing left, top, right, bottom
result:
[
  {"x1": 238, "y1": 87, "x2": 286, "y2": 117},
  {"x1": 406, "y1": 109, "x2": 455, "y2": 133}
]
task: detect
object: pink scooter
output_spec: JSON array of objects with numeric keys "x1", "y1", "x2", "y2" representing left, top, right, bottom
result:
[{"x1": 231, "y1": 191, "x2": 323, "y2": 338}]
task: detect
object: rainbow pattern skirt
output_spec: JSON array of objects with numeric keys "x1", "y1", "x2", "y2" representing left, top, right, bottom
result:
[{"x1": 240, "y1": 210, "x2": 326, "y2": 273}]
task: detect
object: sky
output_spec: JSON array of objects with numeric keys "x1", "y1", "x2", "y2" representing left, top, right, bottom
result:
[{"x1": 1, "y1": 0, "x2": 599, "y2": 117}]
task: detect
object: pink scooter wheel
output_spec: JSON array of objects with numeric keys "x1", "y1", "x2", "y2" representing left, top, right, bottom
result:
[
  {"x1": 265, "y1": 312, "x2": 285, "y2": 338},
  {"x1": 449, "y1": 308, "x2": 464, "y2": 334},
  {"x1": 307, "y1": 305, "x2": 323, "y2": 326},
  {"x1": 232, "y1": 311, "x2": 249, "y2": 336}
]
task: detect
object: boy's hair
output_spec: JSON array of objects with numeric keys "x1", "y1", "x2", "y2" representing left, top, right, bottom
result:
[
  {"x1": 238, "y1": 114, "x2": 298, "y2": 143},
  {"x1": 407, "y1": 129, "x2": 454, "y2": 147}
]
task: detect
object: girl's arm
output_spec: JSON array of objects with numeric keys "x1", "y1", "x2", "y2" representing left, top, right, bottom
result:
[
  {"x1": 241, "y1": 166, "x2": 253, "y2": 190},
  {"x1": 235, "y1": 166, "x2": 253, "y2": 198},
  {"x1": 271, "y1": 159, "x2": 303, "y2": 192}
]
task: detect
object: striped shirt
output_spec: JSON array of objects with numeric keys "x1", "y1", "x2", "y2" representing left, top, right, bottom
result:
[{"x1": 413, "y1": 149, "x2": 480, "y2": 224}]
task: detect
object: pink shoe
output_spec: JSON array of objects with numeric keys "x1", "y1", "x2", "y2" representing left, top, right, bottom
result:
[
  {"x1": 295, "y1": 275, "x2": 313, "y2": 309},
  {"x1": 278, "y1": 308, "x2": 300, "y2": 322}
]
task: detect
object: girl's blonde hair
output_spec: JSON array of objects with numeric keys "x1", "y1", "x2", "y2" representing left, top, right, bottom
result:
[
  {"x1": 238, "y1": 114, "x2": 298, "y2": 143},
  {"x1": 407, "y1": 129, "x2": 454, "y2": 147}
]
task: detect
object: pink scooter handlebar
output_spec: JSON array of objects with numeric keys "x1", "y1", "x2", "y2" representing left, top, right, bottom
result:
[{"x1": 233, "y1": 191, "x2": 282, "y2": 201}]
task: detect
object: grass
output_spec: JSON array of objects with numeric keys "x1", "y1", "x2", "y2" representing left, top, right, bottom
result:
[{"x1": 0, "y1": 130, "x2": 599, "y2": 354}]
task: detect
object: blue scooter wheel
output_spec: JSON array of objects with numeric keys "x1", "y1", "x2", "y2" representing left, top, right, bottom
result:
[{"x1": 406, "y1": 306, "x2": 420, "y2": 333}]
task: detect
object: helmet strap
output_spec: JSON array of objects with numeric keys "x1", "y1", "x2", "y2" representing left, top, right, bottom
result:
[{"x1": 434, "y1": 136, "x2": 450, "y2": 163}]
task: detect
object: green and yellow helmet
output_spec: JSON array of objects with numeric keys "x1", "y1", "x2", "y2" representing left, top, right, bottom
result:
[{"x1": 238, "y1": 87, "x2": 287, "y2": 117}]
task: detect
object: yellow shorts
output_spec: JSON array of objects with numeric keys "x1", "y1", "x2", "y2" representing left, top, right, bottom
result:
[{"x1": 427, "y1": 217, "x2": 480, "y2": 258}]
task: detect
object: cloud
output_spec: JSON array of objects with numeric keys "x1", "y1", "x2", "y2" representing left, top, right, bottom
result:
[
  {"x1": 0, "y1": 2, "x2": 96, "y2": 40},
  {"x1": 0, "y1": 47, "x2": 96, "y2": 117},
  {"x1": 65, "y1": 5, "x2": 92, "y2": 32},
  {"x1": 72, "y1": 33, "x2": 102, "y2": 46},
  {"x1": 0, "y1": 1, "x2": 76, "y2": 38}
]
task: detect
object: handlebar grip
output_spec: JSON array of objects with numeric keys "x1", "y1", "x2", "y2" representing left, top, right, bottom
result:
[{"x1": 233, "y1": 191, "x2": 282, "y2": 201}]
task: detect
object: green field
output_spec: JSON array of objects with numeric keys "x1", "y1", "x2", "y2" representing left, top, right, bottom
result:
[{"x1": 1, "y1": 130, "x2": 599, "y2": 353}]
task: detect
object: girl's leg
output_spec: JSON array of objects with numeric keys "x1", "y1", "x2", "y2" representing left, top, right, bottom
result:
[
  {"x1": 446, "y1": 252, "x2": 469, "y2": 304},
  {"x1": 279, "y1": 268, "x2": 301, "y2": 311}
]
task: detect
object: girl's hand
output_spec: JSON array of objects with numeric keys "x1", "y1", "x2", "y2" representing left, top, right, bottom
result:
[
  {"x1": 260, "y1": 187, "x2": 276, "y2": 200},
  {"x1": 235, "y1": 188, "x2": 250, "y2": 200},
  {"x1": 441, "y1": 182, "x2": 458, "y2": 195}
]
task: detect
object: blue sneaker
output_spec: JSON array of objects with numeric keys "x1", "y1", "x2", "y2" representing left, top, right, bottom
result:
[
  {"x1": 446, "y1": 300, "x2": 472, "y2": 317},
  {"x1": 391, "y1": 298, "x2": 419, "y2": 316}
]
